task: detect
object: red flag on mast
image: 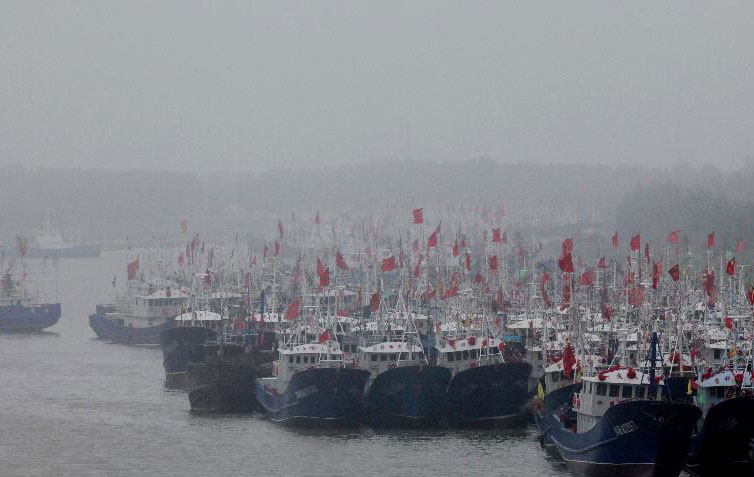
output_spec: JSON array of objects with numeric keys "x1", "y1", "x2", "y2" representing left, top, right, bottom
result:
[
  {"x1": 489, "y1": 255, "x2": 498, "y2": 271},
  {"x1": 336, "y1": 251, "x2": 349, "y2": 270},
  {"x1": 562, "y1": 238, "x2": 573, "y2": 255},
  {"x1": 127, "y1": 258, "x2": 139, "y2": 280},
  {"x1": 427, "y1": 223, "x2": 441, "y2": 249},
  {"x1": 285, "y1": 300, "x2": 300, "y2": 320},
  {"x1": 668, "y1": 264, "x2": 680, "y2": 282},
  {"x1": 707, "y1": 232, "x2": 715, "y2": 249},
  {"x1": 492, "y1": 228, "x2": 502, "y2": 243},
  {"x1": 630, "y1": 234, "x2": 640, "y2": 251},
  {"x1": 453, "y1": 240, "x2": 459, "y2": 257},
  {"x1": 558, "y1": 252, "x2": 574, "y2": 273},
  {"x1": 727, "y1": 258, "x2": 736, "y2": 277},
  {"x1": 380, "y1": 256, "x2": 397, "y2": 272},
  {"x1": 412, "y1": 208, "x2": 423, "y2": 224},
  {"x1": 611, "y1": 231, "x2": 619, "y2": 249},
  {"x1": 667, "y1": 230, "x2": 679, "y2": 245}
]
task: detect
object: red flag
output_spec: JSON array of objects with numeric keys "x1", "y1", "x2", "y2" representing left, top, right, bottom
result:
[
  {"x1": 441, "y1": 284, "x2": 458, "y2": 300},
  {"x1": 318, "y1": 329, "x2": 331, "y2": 344},
  {"x1": 628, "y1": 286, "x2": 644, "y2": 306},
  {"x1": 427, "y1": 223, "x2": 441, "y2": 249},
  {"x1": 492, "y1": 228, "x2": 502, "y2": 243},
  {"x1": 748, "y1": 287, "x2": 754, "y2": 305},
  {"x1": 597, "y1": 256, "x2": 606, "y2": 268},
  {"x1": 370, "y1": 291, "x2": 380, "y2": 312},
  {"x1": 489, "y1": 255, "x2": 498, "y2": 271},
  {"x1": 562, "y1": 238, "x2": 573, "y2": 255},
  {"x1": 453, "y1": 240, "x2": 459, "y2": 257},
  {"x1": 464, "y1": 253, "x2": 471, "y2": 272},
  {"x1": 667, "y1": 230, "x2": 679, "y2": 245},
  {"x1": 725, "y1": 317, "x2": 733, "y2": 330},
  {"x1": 413, "y1": 208, "x2": 423, "y2": 224},
  {"x1": 127, "y1": 258, "x2": 139, "y2": 280},
  {"x1": 274, "y1": 241, "x2": 280, "y2": 256},
  {"x1": 736, "y1": 240, "x2": 744, "y2": 253},
  {"x1": 285, "y1": 299, "x2": 300, "y2": 320},
  {"x1": 580, "y1": 268, "x2": 594, "y2": 287},
  {"x1": 649, "y1": 262, "x2": 659, "y2": 288},
  {"x1": 707, "y1": 232, "x2": 714, "y2": 249},
  {"x1": 380, "y1": 256, "x2": 397, "y2": 272},
  {"x1": 542, "y1": 271, "x2": 550, "y2": 284},
  {"x1": 460, "y1": 236, "x2": 467, "y2": 248},
  {"x1": 668, "y1": 264, "x2": 680, "y2": 282},
  {"x1": 611, "y1": 231, "x2": 619, "y2": 249},
  {"x1": 180, "y1": 220, "x2": 188, "y2": 233},
  {"x1": 558, "y1": 252, "x2": 574, "y2": 273},
  {"x1": 412, "y1": 239, "x2": 419, "y2": 253},
  {"x1": 319, "y1": 267, "x2": 330, "y2": 287},
  {"x1": 562, "y1": 344, "x2": 576, "y2": 379},
  {"x1": 278, "y1": 220, "x2": 284, "y2": 239},
  {"x1": 336, "y1": 251, "x2": 349, "y2": 270},
  {"x1": 413, "y1": 255, "x2": 423, "y2": 278},
  {"x1": 726, "y1": 258, "x2": 735, "y2": 277},
  {"x1": 178, "y1": 253, "x2": 185, "y2": 266},
  {"x1": 316, "y1": 257, "x2": 325, "y2": 277},
  {"x1": 630, "y1": 234, "x2": 640, "y2": 251}
]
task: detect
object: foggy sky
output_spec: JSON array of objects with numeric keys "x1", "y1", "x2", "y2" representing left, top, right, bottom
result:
[{"x1": 2, "y1": 1, "x2": 753, "y2": 172}]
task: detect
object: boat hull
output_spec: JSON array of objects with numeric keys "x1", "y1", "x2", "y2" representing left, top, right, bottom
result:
[
  {"x1": 534, "y1": 382, "x2": 581, "y2": 446},
  {"x1": 547, "y1": 400, "x2": 701, "y2": 477},
  {"x1": 685, "y1": 396, "x2": 754, "y2": 475},
  {"x1": 88, "y1": 312, "x2": 173, "y2": 345},
  {"x1": 160, "y1": 327, "x2": 216, "y2": 387},
  {"x1": 447, "y1": 361, "x2": 532, "y2": 427},
  {"x1": 187, "y1": 361, "x2": 260, "y2": 413},
  {"x1": 0, "y1": 303, "x2": 61, "y2": 332},
  {"x1": 364, "y1": 365, "x2": 451, "y2": 428},
  {"x1": 257, "y1": 367, "x2": 371, "y2": 427}
]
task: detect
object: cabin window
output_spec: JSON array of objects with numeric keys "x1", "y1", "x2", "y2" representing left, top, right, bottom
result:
[
  {"x1": 716, "y1": 387, "x2": 726, "y2": 398},
  {"x1": 596, "y1": 383, "x2": 607, "y2": 396},
  {"x1": 389, "y1": 354, "x2": 397, "y2": 361},
  {"x1": 288, "y1": 356, "x2": 293, "y2": 363},
  {"x1": 462, "y1": 350, "x2": 469, "y2": 360},
  {"x1": 609, "y1": 385, "x2": 619, "y2": 398},
  {"x1": 714, "y1": 349, "x2": 722, "y2": 360},
  {"x1": 381, "y1": 354, "x2": 387, "y2": 362},
  {"x1": 552, "y1": 372, "x2": 560, "y2": 382},
  {"x1": 636, "y1": 386, "x2": 645, "y2": 399},
  {"x1": 538, "y1": 352, "x2": 543, "y2": 361},
  {"x1": 489, "y1": 347, "x2": 497, "y2": 354},
  {"x1": 296, "y1": 356, "x2": 301, "y2": 363},
  {"x1": 621, "y1": 386, "x2": 632, "y2": 399},
  {"x1": 370, "y1": 354, "x2": 377, "y2": 362},
  {"x1": 302, "y1": 356, "x2": 308, "y2": 364},
  {"x1": 399, "y1": 353, "x2": 408, "y2": 360},
  {"x1": 447, "y1": 352, "x2": 455, "y2": 362},
  {"x1": 455, "y1": 351, "x2": 463, "y2": 360}
]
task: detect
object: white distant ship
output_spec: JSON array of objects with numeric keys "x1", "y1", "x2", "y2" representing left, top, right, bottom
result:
[{"x1": 5, "y1": 216, "x2": 101, "y2": 258}]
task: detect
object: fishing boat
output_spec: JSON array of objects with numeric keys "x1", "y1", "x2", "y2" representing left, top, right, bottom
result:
[
  {"x1": 89, "y1": 287, "x2": 188, "y2": 344},
  {"x1": 545, "y1": 333, "x2": 702, "y2": 477},
  {"x1": 684, "y1": 368, "x2": 754, "y2": 474},
  {"x1": 160, "y1": 311, "x2": 219, "y2": 387},
  {"x1": 256, "y1": 332, "x2": 370, "y2": 426},
  {"x1": 0, "y1": 272, "x2": 61, "y2": 332},
  {"x1": 439, "y1": 335, "x2": 532, "y2": 427}
]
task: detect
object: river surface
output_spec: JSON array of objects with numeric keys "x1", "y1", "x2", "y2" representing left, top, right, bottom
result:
[{"x1": 0, "y1": 251, "x2": 575, "y2": 476}]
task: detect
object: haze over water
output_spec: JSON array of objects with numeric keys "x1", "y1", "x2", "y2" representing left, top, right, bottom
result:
[{"x1": 0, "y1": 252, "x2": 569, "y2": 477}]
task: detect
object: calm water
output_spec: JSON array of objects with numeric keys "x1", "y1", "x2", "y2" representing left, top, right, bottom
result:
[{"x1": 0, "y1": 252, "x2": 571, "y2": 476}]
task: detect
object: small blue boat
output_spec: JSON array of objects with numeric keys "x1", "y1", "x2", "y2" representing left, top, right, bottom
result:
[{"x1": 0, "y1": 272, "x2": 61, "y2": 332}]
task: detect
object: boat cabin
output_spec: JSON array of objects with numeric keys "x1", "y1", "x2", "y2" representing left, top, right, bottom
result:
[
  {"x1": 132, "y1": 289, "x2": 189, "y2": 319},
  {"x1": 434, "y1": 337, "x2": 504, "y2": 376},
  {"x1": 696, "y1": 369, "x2": 753, "y2": 419},
  {"x1": 357, "y1": 341, "x2": 424, "y2": 377},
  {"x1": 265, "y1": 342, "x2": 344, "y2": 394},
  {"x1": 573, "y1": 369, "x2": 665, "y2": 432}
]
